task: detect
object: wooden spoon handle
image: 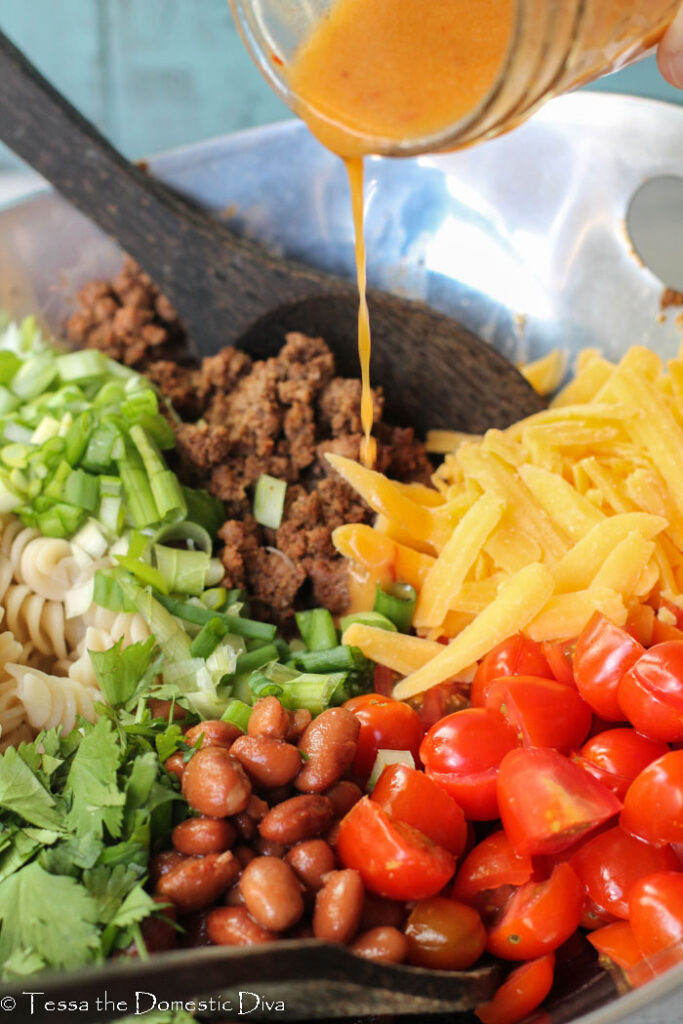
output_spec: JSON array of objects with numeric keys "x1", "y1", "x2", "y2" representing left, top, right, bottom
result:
[{"x1": 0, "y1": 30, "x2": 333, "y2": 351}]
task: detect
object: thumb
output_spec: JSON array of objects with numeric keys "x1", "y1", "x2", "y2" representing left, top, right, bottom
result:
[{"x1": 658, "y1": 4, "x2": 683, "y2": 88}]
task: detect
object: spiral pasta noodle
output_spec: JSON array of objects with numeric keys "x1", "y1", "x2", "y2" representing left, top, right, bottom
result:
[{"x1": 5, "y1": 664, "x2": 100, "y2": 735}]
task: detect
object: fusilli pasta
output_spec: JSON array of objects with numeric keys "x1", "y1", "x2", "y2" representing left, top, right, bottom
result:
[{"x1": 5, "y1": 664, "x2": 100, "y2": 734}]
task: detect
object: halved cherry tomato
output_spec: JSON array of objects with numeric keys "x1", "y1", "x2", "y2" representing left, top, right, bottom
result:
[
  {"x1": 651, "y1": 617, "x2": 683, "y2": 645},
  {"x1": 420, "y1": 708, "x2": 518, "y2": 821},
  {"x1": 344, "y1": 694, "x2": 424, "y2": 781},
  {"x1": 471, "y1": 635, "x2": 553, "y2": 707},
  {"x1": 497, "y1": 747, "x2": 622, "y2": 856},
  {"x1": 629, "y1": 871, "x2": 683, "y2": 956},
  {"x1": 578, "y1": 728, "x2": 669, "y2": 799},
  {"x1": 373, "y1": 664, "x2": 396, "y2": 697},
  {"x1": 570, "y1": 826, "x2": 679, "y2": 919},
  {"x1": 412, "y1": 681, "x2": 468, "y2": 731},
  {"x1": 618, "y1": 666, "x2": 683, "y2": 742},
  {"x1": 452, "y1": 831, "x2": 533, "y2": 925},
  {"x1": 625, "y1": 642, "x2": 683, "y2": 711},
  {"x1": 486, "y1": 676, "x2": 592, "y2": 753},
  {"x1": 621, "y1": 750, "x2": 683, "y2": 845},
  {"x1": 587, "y1": 921, "x2": 644, "y2": 969},
  {"x1": 405, "y1": 897, "x2": 486, "y2": 969},
  {"x1": 580, "y1": 895, "x2": 616, "y2": 931},
  {"x1": 625, "y1": 603, "x2": 655, "y2": 647},
  {"x1": 371, "y1": 762, "x2": 467, "y2": 856},
  {"x1": 487, "y1": 862, "x2": 583, "y2": 961},
  {"x1": 542, "y1": 640, "x2": 576, "y2": 688},
  {"x1": 573, "y1": 613, "x2": 643, "y2": 721},
  {"x1": 336, "y1": 796, "x2": 455, "y2": 900},
  {"x1": 475, "y1": 953, "x2": 555, "y2": 1024}
]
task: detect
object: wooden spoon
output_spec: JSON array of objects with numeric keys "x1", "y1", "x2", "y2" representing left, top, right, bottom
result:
[{"x1": 0, "y1": 30, "x2": 543, "y2": 436}]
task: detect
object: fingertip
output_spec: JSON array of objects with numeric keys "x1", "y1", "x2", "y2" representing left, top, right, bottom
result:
[{"x1": 658, "y1": 6, "x2": 683, "y2": 88}]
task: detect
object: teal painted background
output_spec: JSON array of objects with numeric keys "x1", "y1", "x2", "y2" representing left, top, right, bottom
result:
[{"x1": 0, "y1": 0, "x2": 682, "y2": 170}]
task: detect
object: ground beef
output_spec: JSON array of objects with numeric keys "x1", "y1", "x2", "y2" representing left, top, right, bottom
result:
[{"x1": 68, "y1": 261, "x2": 434, "y2": 626}]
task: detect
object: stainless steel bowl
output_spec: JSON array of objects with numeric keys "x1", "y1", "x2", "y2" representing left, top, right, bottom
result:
[{"x1": 1, "y1": 91, "x2": 683, "y2": 1023}]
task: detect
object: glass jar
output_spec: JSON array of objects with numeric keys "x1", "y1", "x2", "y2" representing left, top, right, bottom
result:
[{"x1": 228, "y1": 0, "x2": 679, "y2": 157}]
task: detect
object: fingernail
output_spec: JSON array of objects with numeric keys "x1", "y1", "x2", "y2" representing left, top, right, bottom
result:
[{"x1": 659, "y1": 7, "x2": 683, "y2": 88}]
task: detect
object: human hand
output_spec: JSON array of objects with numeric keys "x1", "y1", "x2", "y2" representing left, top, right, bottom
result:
[{"x1": 658, "y1": 5, "x2": 683, "y2": 87}]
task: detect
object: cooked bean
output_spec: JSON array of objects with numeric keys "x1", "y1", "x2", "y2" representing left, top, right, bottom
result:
[
  {"x1": 286, "y1": 709, "x2": 312, "y2": 743},
  {"x1": 259, "y1": 794, "x2": 333, "y2": 846},
  {"x1": 224, "y1": 883, "x2": 246, "y2": 906},
  {"x1": 156, "y1": 851, "x2": 239, "y2": 914},
  {"x1": 247, "y1": 794, "x2": 269, "y2": 821},
  {"x1": 184, "y1": 720, "x2": 242, "y2": 749},
  {"x1": 351, "y1": 927, "x2": 408, "y2": 964},
  {"x1": 181, "y1": 911, "x2": 212, "y2": 948},
  {"x1": 234, "y1": 845, "x2": 256, "y2": 869},
  {"x1": 253, "y1": 837, "x2": 286, "y2": 858},
  {"x1": 360, "y1": 894, "x2": 406, "y2": 931},
  {"x1": 248, "y1": 697, "x2": 290, "y2": 740},
  {"x1": 164, "y1": 752, "x2": 185, "y2": 783},
  {"x1": 148, "y1": 698, "x2": 187, "y2": 722},
  {"x1": 286, "y1": 840, "x2": 336, "y2": 891},
  {"x1": 140, "y1": 897, "x2": 178, "y2": 953},
  {"x1": 240, "y1": 857, "x2": 304, "y2": 931},
  {"x1": 231, "y1": 735, "x2": 302, "y2": 788},
  {"x1": 182, "y1": 747, "x2": 251, "y2": 818},
  {"x1": 232, "y1": 811, "x2": 258, "y2": 842},
  {"x1": 325, "y1": 780, "x2": 363, "y2": 818},
  {"x1": 295, "y1": 709, "x2": 360, "y2": 792},
  {"x1": 265, "y1": 785, "x2": 294, "y2": 806},
  {"x1": 172, "y1": 817, "x2": 236, "y2": 856},
  {"x1": 313, "y1": 869, "x2": 364, "y2": 944},
  {"x1": 207, "y1": 906, "x2": 276, "y2": 946},
  {"x1": 325, "y1": 820, "x2": 342, "y2": 847},
  {"x1": 149, "y1": 850, "x2": 186, "y2": 885}
]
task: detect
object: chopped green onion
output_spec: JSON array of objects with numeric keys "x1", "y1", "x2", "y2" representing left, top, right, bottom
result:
[
  {"x1": 221, "y1": 699, "x2": 252, "y2": 732},
  {"x1": 189, "y1": 617, "x2": 230, "y2": 659},
  {"x1": 288, "y1": 645, "x2": 369, "y2": 674},
  {"x1": 153, "y1": 520, "x2": 212, "y2": 555},
  {"x1": 253, "y1": 474, "x2": 287, "y2": 529},
  {"x1": 0, "y1": 387, "x2": 20, "y2": 415},
  {"x1": 234, "y1": 643, "x2": 279, "y2": 676},
  {"x1": 72, "y1": 520, "x2": 108, "y2": 559},
  {"x1": 296, "y1": 608, "x2": 338, "y2": 651},
  {"x1": 83, "y1": 422, "x2": 120, "y2": 470},
  {"x1": 64, "y1": 468, "x2": 99, "y2": 511},
  {"x1": 11, "y1": 355, "x2": 58, "y2": 400},
  {"x1": 129, "y1": 425, "x2": 186, "y2": 522},
  {"x1": 31, "y1": 415, "x2": 61, "y2": 444},
  {"x1": 65, "y1": 411, "x2": 94, "y2": 465},
  {"x1": 56, "y1": 349, "x2": 110, "y2": 381},
  {"x1": 373, "y1": 582, "x2": 417, "y2": 633},
  {"x1": 153, "y1": 544, "x2": 210, "y2": 596},
  {"x1": 182, "y1": 486, "x2": 225, "y2": 536},
  {"x1": 339, "y1": 610, "x2": 398, "y2": 634},
  {"x1": 222, "y1": 615, "x2": 276, "y2": 642},
  {"x1": 115, "y1": 554, "x2": 168, "y2": 593},
  {"x1": 202, "y1": 587, "x2": 227, "y2": 612},
  {"x1": 154, "y1": 593, "x2": 214, "y2": 626},
  {"x1": 117, "y1": 440, "x2": 158, "y2": 528},
  {"x1": 251, "y1": 667, "x2": 348, "y2": 715},
  {"x1": 0, "y1": 351, "x2": 20, "y2": 384},
  {"x1": 367, "y1": 749, "x2": 416, "y2": 792},
  {"x1": 93, "y1": 570, "x2": 138, "y2": 612}
]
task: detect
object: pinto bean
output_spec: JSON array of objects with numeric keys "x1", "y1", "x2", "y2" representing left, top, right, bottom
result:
[
  {"x1": 231, "y1": 735, "x2": 302, "y2": 788},
  {"x1": 295, "y1": 709, "x2": 360, "y2": 792},
  {"x1": 253, "y1": 837, "x2": 287, "y2": 858},
  {"x1": 181, "y1": 911, "x2": 212, "y2": 948},
  {"x1": 259, "y1": 794, "x2": 333, "y2": 846},
  {"x1": 248, "y1": 697, "x2": 290, "y2": 740},
  {"x1": 286, "y1": 840, "x2": 336, "y2": 891},
  {"x1": 156, "y1": 851, "x2": 239, "y2": 913},
  {"x1": 313, "y1": 869, "x2": 364, "y2": 944},
  {"x1": 232, "y1": 811, "x2": 258, "y2": 842},
  {"x1": 247, "y1": 794, "x2": 269, "y2": 821},
  {"x1": 325, "y1": 821, "x2": 342, "y2": 847},
  {"x1": 351, "y1": 927, "x2": 409, "y2": 964},
  {"x1": 286, "y1": 709, "x2": 312, "y2": 743},
  {"x1": 140, "y1": 898, "x2": 178, "y2": 953},
  {"x1": 325, "y1": 780, "x2": 363, "y2": 819},
  {"x1": 207, "y1": 906, "x2": 276, "y2": 946},
  {"x1": 224, "y1": 883, "x2": 246, "y2": 906},
  {"x1": 184, "y1": 720, "x2": 243, "y2": 749},
  {"x1": 148, "y1": 699, "x2": 187, "y2": 722},
  {"x1": 182, "y1": 747, "x2": 251, "y2": 818},
  {"x1": 149, "y1": 850, "x2": 186, "y2": 885},
  {"x1": 239, "y1": 857, "x2": 305, "y2": 931},
  {"x1": 360, "y1": 894, "x2": 406, "y2": 931},
  {"x1": 172, "y1": 817, "x2": 236, "y2": 856},
  {"x1": 234, "y1": 845, "x2": 256, "y2": 869},
  {"x1": 164, "y1": 752, "x2": 185, "y2": 783}
]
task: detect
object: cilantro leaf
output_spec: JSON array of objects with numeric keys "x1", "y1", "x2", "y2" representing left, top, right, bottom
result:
[
  {"x1": 0, "y1": 746, "x2": 63, "y2": 830},
  {"x1": 40, "y1": 834, "x2": 103, "y2": 875},
  {"x1": 89, "y1": 636, "x2": 161, "y2": 707},
  {"x1": 65, "y1": 718, "x2": 125, "y2": 839},
  {"x1": 0, "y1": 861, "x2": 100, "y2": 973},
  {"x1": 84, "y1": 864, "x2": 145, "y2": 924}
]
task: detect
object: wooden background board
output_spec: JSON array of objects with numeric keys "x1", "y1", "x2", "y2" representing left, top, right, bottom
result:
[{"x1": 0, "y1": 0, "x2": 682, "y2": 171}]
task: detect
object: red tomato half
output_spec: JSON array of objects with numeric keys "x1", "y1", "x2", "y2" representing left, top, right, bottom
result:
[
  {"x1": 420, "y1": 708, "x2": 518, "y2": 821},
  {"x1": 629, "y1": 871, "x2": 683, "y2": 957},
  {"x1": 471, "y1": 635, "x2": 553, "y2": 707},
  {"x1": 336, "y1": 796, "x2": 455, "y2": 901},
  {"x1": 570, "y1": 826, "x2": 679, "y2": 919},
  {"x1": 475, "y1": 954, "x2": 555, "y2": 1024},
  {"x1": 371, "y1": 763, "x2": 467, "y2": 857},
  {"x1": 621, "y1": 750, "x2": 683, "y2": 845},
  {"x1": 497, "y1": 747, "x2": 622, "y2": 857},
  {"x1": 542, "y1": 640, "x2": 576, "y2": 688},
  {"x1": 574, "y1": 613, "x2": 643, "y2": 721},
  {"x1": 344, "y1": 694, "x2": 424, "y2": 781},
  {"x1": 625, "y1": 642, "x2": 683, "y2": 711},
  {"x1": 618, "y1": 667, "x2": 683, "y2": 743},
  {"x1": 487, "y1": 862, "x2": 583, "y2": 961},
  {"x1": 579, "y1": 729, "x2": 669, "y2": 799},
  {"x1": 453, "y1": 831, "x2": 534, "y2": 903},
  {"x1": 587, "y1": 921, "x2": 644, "y2": 969},
  {"x1": 486, "y1": 676, "x2": 592, "y2": 753}
]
